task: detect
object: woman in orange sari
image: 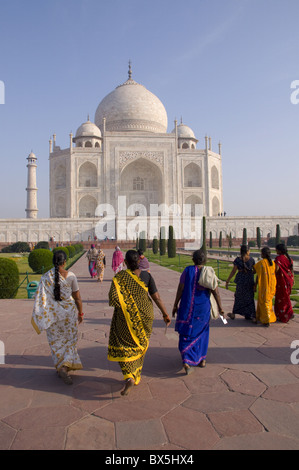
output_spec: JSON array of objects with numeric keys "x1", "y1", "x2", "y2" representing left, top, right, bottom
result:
[
  {"x1": 253, "y1": 247, "x2": 276, "y2": 327},
  {"x1": 274, "y1": 244, "x2": 294, "y2": 323}
]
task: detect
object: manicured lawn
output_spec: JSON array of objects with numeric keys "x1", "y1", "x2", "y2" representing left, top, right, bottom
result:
[{"x1": 0, "y1": 251, "x2": 85, "y2": 299}]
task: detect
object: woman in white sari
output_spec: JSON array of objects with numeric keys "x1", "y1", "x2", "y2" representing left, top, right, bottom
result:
[{"x1": 31, "y1": 250, "x2": 83, "y2": 384}]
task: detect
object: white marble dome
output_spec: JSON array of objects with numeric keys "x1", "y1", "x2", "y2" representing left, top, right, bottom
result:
[
  {"x1": 94, "y1": 78, "x2": 168, "y2": 134},
  {"x1": 173, "y1": 123, "x2": 196, "y2": 139},
  {"x1": 75, "y1": 119, "x2": 102, "y2": 138}
]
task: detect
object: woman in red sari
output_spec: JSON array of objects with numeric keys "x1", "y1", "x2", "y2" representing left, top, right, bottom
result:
[{"x1": 274, "y1": 244, "x2": 294, "y2": 323}]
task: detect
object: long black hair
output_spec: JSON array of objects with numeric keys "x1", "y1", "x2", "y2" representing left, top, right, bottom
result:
[
  {"x1": 125, "y1": 250, "x2": 140, "y2": 271},
  {"x1": 261, "y1": 246, "x2": 273, "y2": 266},
  {"x1": 53, "y1": 250, "x2": 67, "y2": 301},
  {"x1": 240, "y1": 244, "x2": 249, "y2": 271},
  {"x1": 276, "y1": 243, "x2": 293, "y2": 271}
]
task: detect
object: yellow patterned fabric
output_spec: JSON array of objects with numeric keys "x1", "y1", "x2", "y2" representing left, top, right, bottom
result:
[
  {"x1": 31, "y1": 269, "x2": 82, "y2": 372},
  {"x1": 96, "y1": 249, "x2": 105, "y2": 281},
  {"x1": 255, "y1": 258, "x2": 277, "y2": 324},
  {"x1": 108, "y1": 269, "x2": 154, "y2": 384}
]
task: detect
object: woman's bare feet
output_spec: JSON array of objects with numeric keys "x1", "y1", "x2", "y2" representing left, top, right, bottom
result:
[{"x1": 121, "y1": 378, "x2": 135, "y2": 396}]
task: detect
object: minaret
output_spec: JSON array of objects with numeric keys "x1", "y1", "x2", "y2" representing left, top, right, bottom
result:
[{"x1": 25, "y1": 151, "x2": 38, "y2": 219}]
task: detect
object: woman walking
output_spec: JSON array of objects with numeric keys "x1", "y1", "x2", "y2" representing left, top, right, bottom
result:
[
  {"x1": 112, "y1": 246, "x2": 124, "y2": 274},
  {"x1": 274, "y1": 243, "x2": 294, "y2": 323},
  {"x1": 86, "y1": 244, "x2": 98, "y2": 279},
  {"x1": 108, "y1": 250, "x2": 171, "y2": 396},
  {"x1": 253, "y1": 247, "x2": 276, "y2": 327},
  {"x1": 172, "y1": 249, "x2": 224, "y2": 375},
  {"x1": 225, "y1": 245, "x2": 256, "y2": 320},
  {"x1": 31, "y1": 250, "x2": 83, "y2": 384},
  {"x1": 96, "y1": 245, "x2": 106, "y2": 282}
]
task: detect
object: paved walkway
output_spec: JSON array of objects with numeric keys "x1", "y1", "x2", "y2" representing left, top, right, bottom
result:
[{"x1": 1, "y1": 251, "x2": 299, "y2": 450}]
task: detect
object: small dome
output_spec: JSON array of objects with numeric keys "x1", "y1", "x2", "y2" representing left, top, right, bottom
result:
[
  {"x1": 173, "y1": 123, "x2": 196, "y2": 139},
  {"x1": 75, "y1": 119, "x2": 102, "y2": 138}
]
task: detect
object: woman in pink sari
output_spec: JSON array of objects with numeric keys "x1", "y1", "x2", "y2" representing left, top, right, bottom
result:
[
  {"x1": 274, "y1": 244, "x2": 294, "y2": 323},
  {"x1": 112, "y1": 246, "x2": 124, "y2": 274}
]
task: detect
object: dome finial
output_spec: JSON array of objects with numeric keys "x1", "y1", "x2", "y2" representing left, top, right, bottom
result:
[
  {"x1": 87, "y1": 114, "x2": 90, "y2": 121},
  {"x1": 128, "y1": 60, "x2": 132, "y2": 80}
]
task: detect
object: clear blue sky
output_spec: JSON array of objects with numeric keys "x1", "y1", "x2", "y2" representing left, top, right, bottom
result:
[{"x1": 0, "y1": 0, "x2": 298, "y2": 218}]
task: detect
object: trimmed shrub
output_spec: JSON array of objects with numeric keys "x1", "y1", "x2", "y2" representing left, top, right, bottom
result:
[
  {"x1": 201, "y1": 217, "x2": 206, "y2": 254},
  {"x1": 1, "y1": 241, "x2": 30, "y2": 253},
  {"x1": 152, "y1": 237, "x2": 158, "y2": 254},
  {"x1": 167, "y1": 226, "x2": 176, "y2": 258},
  {"x1": 256, "y1": 227, "x2": 261, "y2": 248},
  {"x1": 287, "y1": 235, "x2": 299, "y2": 247},
  {"x1": 65, "y1": 245, "x2": 76, "y2": 258},
  {"x1": 248, "y1": 240, "x2": 256, "y2": 248},
  {"x1": 0, "y1": 258, "x2": 20, "y2": 299},
  {"x1": 139, "y1": 232, "x2": 147, "y2": 252},
  {"x1": 159, "y1": 227, "x2": 166, "y2": 256},
  {"x1": 52, "y1": 246, "x2": 69, "y2": 260},
  {"x1": 242, "y1": 228, "x2": 247, "y2": 246},
  {"x1": 28, "y1": 249, "x2": 54, "y2": 274},
  {"x1": 35, "y1": 241, "x2": 50, "y2": 250}
]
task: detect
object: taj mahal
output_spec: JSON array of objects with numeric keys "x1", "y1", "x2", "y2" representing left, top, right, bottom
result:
[{"x1": 0, "y1": 65, "x2": 297, "y2": 244}]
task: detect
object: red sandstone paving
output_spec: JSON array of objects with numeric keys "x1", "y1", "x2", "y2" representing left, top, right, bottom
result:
[{"x1": 1, "y1": 249, "x2": 299, "y2": 449}]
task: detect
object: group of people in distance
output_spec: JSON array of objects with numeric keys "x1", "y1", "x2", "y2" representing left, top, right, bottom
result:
[
  {"x1": 31, "y1": 241, "x2": 295, "y2": 393},
  {"x1": 226, "y1": 244, "x2": 294, "y2": 327}
]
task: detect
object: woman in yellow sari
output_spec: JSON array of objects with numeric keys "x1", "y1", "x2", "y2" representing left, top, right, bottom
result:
[
  {"x1": 96, "y1": 246, "x2": 106, "y2": 282},
  {"x1": 31, "y1": 250, "x2": 83, "y2": 384},
  {"x1": 108, "y1": 250, "x2": 171, "y2": 396},
  {"x1": 253, "y1": 247, "x2": 276, "y2": 327}
]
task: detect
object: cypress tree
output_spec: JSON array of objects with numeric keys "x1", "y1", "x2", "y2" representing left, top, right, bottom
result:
[
  {"x1": 167, "y1": 225, "x2": 176, "y2": 258},
  {"x1": 219, "y1": 231, "x2": 222, "y2": 248},
  {"x1": 139, "y1": 231, "x2": 147, "y2": 252},
  {"x1": 159, "y1": 226, "x2": 166, "y2": 256},
  {"x1": 152, "y1": 237, "x2": 158, "y2": 254},
  {"x1": 275, "y1": 224, "x2": 281, "y2": 246},
  {"x1": 242, "y1": 228, "x2": 247, "y2": 246},
  {"x1": 228, "y1": 232, "x2": 232, "y2": 248},
  {"x1": 202, "y1": 216, "x2": 207, "y2": 253},
  {"x1": 256, "y1": 227, "x2": 261, "y2": 248},
  {"x1": 209, "y1": 231, "x2": 213, "y2": 249}
]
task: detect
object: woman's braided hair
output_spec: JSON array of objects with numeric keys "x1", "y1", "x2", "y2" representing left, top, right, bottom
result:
[
  {"x1": 53, "y1": 250, "x2": 67, "y2": 301},
  {"x1": 261, "y1": 246, "x2": 273, "y2": 266}
]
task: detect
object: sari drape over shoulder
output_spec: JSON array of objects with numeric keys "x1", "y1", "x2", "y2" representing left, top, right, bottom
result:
[
  {"x1": 175, "y1": 265, "x2": 210, "y2": 366},
  {"x1": 31, "y1": 269, "x2": 82, "y2": 372},
  {"x1": 274, "y1": 254, "x2": 294, "y2": 323},
  {"x1": 255, "y1": 259, "x2": 277, "y2": 324},
  {"x1": 108, "y1": 269, "x2": 154, "y2": 384},
  {"x1": 112, "y1": 248, "x2": 124, "y2": 273}
]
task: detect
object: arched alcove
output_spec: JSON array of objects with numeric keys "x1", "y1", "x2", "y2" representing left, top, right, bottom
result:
[
  {"x1": 211, "y1": 165, "x2": 219, "y2": 189},
  {"x1": 120, "y1": 158, "x2": 163, "y2": 213},
  {"x1": 79, "y1": 162, "x2": 97, "y2": 187},
  {"x1": 184, "y1": 163, "x2": 202, "y2": 187},
  {"x1": 79, "y1": 195, "x2": 98, "y2": 218}
]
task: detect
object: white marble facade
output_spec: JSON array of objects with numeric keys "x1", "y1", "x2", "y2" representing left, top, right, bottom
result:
[
  {"x1": 1, "y1": 67, "x2": 297, "y2": 244},
  {"x1": 49, "y1": 68, "x2": 223, "y2": 223}
]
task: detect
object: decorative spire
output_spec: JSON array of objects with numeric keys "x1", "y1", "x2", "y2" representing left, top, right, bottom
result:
[{"x1": 128, "y1": 60, "x2": 132, "y2": 80}]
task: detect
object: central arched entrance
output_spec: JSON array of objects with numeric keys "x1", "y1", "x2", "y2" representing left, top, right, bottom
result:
[{"x1": 120, "y1": 158, "x2": 163, "y2": 214}]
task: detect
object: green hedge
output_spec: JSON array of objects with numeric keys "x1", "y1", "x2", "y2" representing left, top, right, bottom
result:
[
  {"x1": 52, "y1": 246, "x2": 69, "y2": 260},
  {"x1": 0, "y1": 258, "x2": 20, "y2": 298},
  {"x1": 66, "y1": 245, "x2": 76, "y2": 258},
  {"x1": 34, "y1": 241, "x2": 50, "y2": 250},
  {"x1": 1, "y1": 241, "x2": 31, "y2": 253},
  {"x1": 28, "y1": 249, "x2": 54, "y2": 274}
]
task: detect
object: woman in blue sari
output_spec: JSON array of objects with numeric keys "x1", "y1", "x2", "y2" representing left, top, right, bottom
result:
[{"x1": 172, "y1": 249, "x2": 224, "y2": 375}]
